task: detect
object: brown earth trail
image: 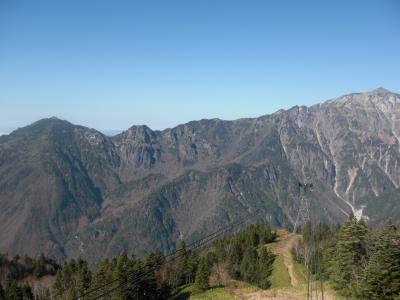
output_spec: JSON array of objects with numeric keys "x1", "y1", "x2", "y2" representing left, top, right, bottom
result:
[
  {"x1": 226, "y1": 229, "x2": 337, "y2": 300},
  {"x1": 268, "y1": 230, "x2": 301, "y2": 287}
]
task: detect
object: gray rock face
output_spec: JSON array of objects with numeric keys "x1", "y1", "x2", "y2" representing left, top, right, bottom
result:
[{"x1": 0, "y1": 88, "x2": 399, "y2": 264}]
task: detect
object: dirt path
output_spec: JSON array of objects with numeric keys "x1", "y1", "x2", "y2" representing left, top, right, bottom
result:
[
  {"x1": 228, "y1": 286, "x2": 305, "y2": 300},
  {"x1": 226, "y1": 229, "x2": 305, "y2": 299},
  {"x1": 225, "y1": 229, "x2": 338, "y2": 300},
  {"x1": 268, "y1": 230, "x2": 300, "y2": 287}
]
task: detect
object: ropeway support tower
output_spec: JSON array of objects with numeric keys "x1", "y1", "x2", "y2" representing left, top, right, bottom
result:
[{"x1": 293, "y1": 182, "x2": 313, "y2": 234}]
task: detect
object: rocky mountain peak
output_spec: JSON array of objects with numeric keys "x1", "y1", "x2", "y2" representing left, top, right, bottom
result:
[
  {"x1": 327, "y1": 88, "x2": 399, "y2": 110},
  {"x1": 31, "y1": 117, "x2": 71, "y2": 128},
  {"x1": 371, "y1": 87, "x2": 391, "y2": 94},
  {"x1": 118, "y1": 125, "x2": 156, "y2": 143},
  {"x1": 5, "y1": 118, "x2": 74, "y2": 141},
  {"x1": 1, "y1": 88, "x2": 400, "y2": 264}
]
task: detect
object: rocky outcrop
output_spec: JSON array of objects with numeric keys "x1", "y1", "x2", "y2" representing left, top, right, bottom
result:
[{"x1": 0, "y1": 88, "x2": 399, "y2": 264}]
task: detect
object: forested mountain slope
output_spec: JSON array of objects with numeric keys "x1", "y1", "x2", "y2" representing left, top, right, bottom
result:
[{"x1": 0, "y1": 88, "x2": 399, "y2": 263}]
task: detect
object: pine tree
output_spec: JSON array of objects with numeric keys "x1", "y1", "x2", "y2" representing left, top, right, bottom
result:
[
  {"x1": 361, "y1": 223, "x2": 400, "y2": 300},
  {"x1": 137, "y1": 252, "x2": 165, "y2": 300},
  {"x1": 257, "y1": 248, "x2": 275, "y2": 289},
  {"x1": 115, "y1": 253, "x2": 128, "y2": 282},
  {"x1": 0, "y1": 283, "x2": 4, "y2": 300},
  {"x1": 176, "y1": 240, "x2": 190, "y2": 285},
  {"x1": 227, "y1": 238, "x2": 242, "y2": 279},
  {"x1": 240, "y1": 246, "x2": 258, "y2": 283},
  {"x1": 53, "y1": 269, "x2": 64, "y2": 299},
  {"x1": 259, "y1": 223, "x2": 274, "y2": 244},
  {"x1": 194, "y1": 258, "x2": 210, "y2": 292},
  {"x1": 65, "y1": 288, "x2": 76, "y2": 300},
  {"x1": 113, "y1": 253, "x2": 129, "y2": 300},
  {"x1": 77, "y1": 262, "x2": 91, "y2": 295},
  {"x1": 329, "y1": 217, "x2": 368, "y2": 297},
  {"x1": 145, "y1": 250, "x2": 164, "y2": 271},
  {"x1": 4, "y1": 280, "x2": 33, "y2": 300},
  {"x1": 125, "y1": 257, "x2": 144, "y2": 300},
  {"x1": 20, "y1": 284, "x2": 34, "y2": 300},
  {"x1": 91, "y1": 260, "x2": 112, "y2": 299},
  {"x1": 246, "y1": 226, "x2": 259, "y2": 247}
]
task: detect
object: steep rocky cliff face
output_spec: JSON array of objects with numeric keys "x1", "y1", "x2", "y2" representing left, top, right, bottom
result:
[{"x1": 0, "y1": 88, "x2": 399, "y2": 264}]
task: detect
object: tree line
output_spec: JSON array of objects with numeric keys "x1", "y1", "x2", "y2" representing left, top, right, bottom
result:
[
  {"x1": 292, "y1": 216, "x2": 400, "y2": 299},
  {"x1": 210, "y1": 222, "x2": 276, "y2": 289},
  {"x1": 0, "y1": 254, "x2": 59, "y2": 300},
  {"x1": 0, "y1": 222, "x2": 276, "y2": 299}
]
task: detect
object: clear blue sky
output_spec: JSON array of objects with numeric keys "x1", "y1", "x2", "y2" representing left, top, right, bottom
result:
[{"x1": 0, "y1": 0, "x2": 399, "y2": 133}]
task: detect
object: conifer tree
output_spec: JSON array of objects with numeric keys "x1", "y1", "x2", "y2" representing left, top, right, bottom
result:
[
  {"x1": 124, "y1": 257, "x2": 144, "y2": 300},
  {"x1": 20, "y1": 285, "x2": 34, "y2": 300},
  {"x1": 329, "y1": 217, "x2": 368, "y2": 297},
  {"x1": 178, "y1": 250, "x2": 198, "y2": 285},
  {"x1": 143, "y1": 249, "x2": 168, "y2": 298},
  {"x1": 361, "y1": 223, "x2": 400, "y2": 299},
  {"x1": 115, "y1": 253, "x2": 128, "y2": 281},
  {"x1": 91, "y1": 260, "x2": 112, "y2": 299},
  {"x1": 257, "y1": 248, "x2": 275, "y2": 289},
  {"x1": 194, "y1": 258, "x2": 210, "y2": 292},
  {"x1": 145, "y1": 250, "x2": 164, "y2": 271},
  {"x1": 176, "y1": 240, "x2": 190, "y2": 285},
  {"x1": 227, "y1": 238, "x2": 242, "y2": 279},
  {"x1": 4, "y1": 280, "x2": 33, "y2": 300},
  {"x1": 113, "y1": 253, "x2": 128, "y2": 300},
  {"x1": 77, "y1": 262, "x2": 91, "y2": 295},
  {"x1": 53, "y1": 269, "x2": 64, "y2": 299},
  {"x1": 240, "y1": 246, "x2": 258, "y2": 283},
  {"x1": 0, "y1": 284, "x2": 4, "y2": 300}
]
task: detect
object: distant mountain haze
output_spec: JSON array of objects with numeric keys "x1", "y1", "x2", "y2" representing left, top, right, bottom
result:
[
  {"x1": 0, "y1": 88, "x2": 399, "y2": 265},
  {"x1": 0, "y1": 126, "x2": 122, "y2": 137}
]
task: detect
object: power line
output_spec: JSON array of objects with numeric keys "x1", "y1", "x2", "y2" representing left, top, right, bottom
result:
[
  {"x1": 293, "y1": 182, "x2": 313, "y2": 234},
  {"x1": 93, "y1": 212, "x2": 260, "y2": 300},
  {"x1": 90, "y1": 212, "x2": 260, "y2": 300},
  {"x1": 74, "y1": 211, "x2": 261, "y2": 300},
  {"x1": 75, "y1": 212, "x2": 253, "y2": 299}
]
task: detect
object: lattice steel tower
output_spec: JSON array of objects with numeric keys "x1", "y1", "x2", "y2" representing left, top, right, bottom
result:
[{"x1": 293, "y1": 182, "x2": 313, "y2": 234}]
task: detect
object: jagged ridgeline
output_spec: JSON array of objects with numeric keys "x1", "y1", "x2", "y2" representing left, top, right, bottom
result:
[
  {"x1": 1, "y1": 88, "x2": 400, "y2": 264},
  {"x1": 0, "y1": 223, "x2": 277, "y2": 300}
]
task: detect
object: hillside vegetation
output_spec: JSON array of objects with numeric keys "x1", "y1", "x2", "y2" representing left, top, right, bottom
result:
[
  {"x1": 292, "y1": 217, "x2": 400, "y2": 300},
  {"x1": 2, "y1": 219, "x2": 399, "y2": 299},
  {"x1": 0, "y1": 223, "x2": 277, "y2": 299},
  {"x1": 2, "y1": 89, "x2": 400, "y2": 264}
]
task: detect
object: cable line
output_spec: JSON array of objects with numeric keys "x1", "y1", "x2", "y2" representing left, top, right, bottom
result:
[
  {"x1": 91, "y1": 212, "x2": 260, "y2": 300},
  {"x1": 73, "y1": 210, "x2": 262, "y2": 300}
]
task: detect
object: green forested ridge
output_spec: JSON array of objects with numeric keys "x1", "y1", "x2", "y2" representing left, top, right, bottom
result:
[
  {"x1": 0, "y1": 254, "x2": 59, "y2": 300},
  {"x1": 219, "y1": 223, "x2": 276, "y2": 289},
  {"x1": 2, "y1": 91, "x2": 400, "y2": 266},
  {"x1": 3, "y1": 219, "x2": 400, "y2": 299},
  {"x1": 0, "y1": 223, "x2": 276, "y2": 299},
  {"x1": 292, "y1": 218, "x2": 400, "y2": 299}
]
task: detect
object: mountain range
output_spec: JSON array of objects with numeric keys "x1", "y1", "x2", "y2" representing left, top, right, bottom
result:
[{"x1": 1, "y1": 87, "x2": 399, "y2": 265}]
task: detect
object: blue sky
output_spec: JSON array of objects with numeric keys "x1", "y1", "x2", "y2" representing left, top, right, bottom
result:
[{"x1": 0, "y1": 0, "x2": 399, "y2": 133}]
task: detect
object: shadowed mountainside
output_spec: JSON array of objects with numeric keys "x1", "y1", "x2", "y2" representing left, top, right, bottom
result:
[{"x1": 1, "y1": 88, "x2": 399, "y2": 264}]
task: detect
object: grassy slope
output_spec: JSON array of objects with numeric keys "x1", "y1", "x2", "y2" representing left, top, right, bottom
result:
[
  {"x1": 189, "y1": 289, "x2": 233, "y2": 300},
  {"x1": 292, "y1": 259, "x2": 307, "y2": 284},
  {"x1": 169, "y1": 285, "x2": 234, "y2": 300},
  {"x1": 269, "y1": 255, "x2": 291, "y2": 289},
  {"x1": 169, "y1": 230, "x2": 296, "y2": 299},
  {"x1": 170, "y1": 230, "x2": 341, "y2": 300}
]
